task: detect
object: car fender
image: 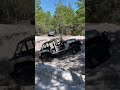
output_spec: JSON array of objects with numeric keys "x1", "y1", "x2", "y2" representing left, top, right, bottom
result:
[
  {"x1": 69, "y1": 41, "x2": 81, "y2": 48},
  {"x1": 39, "y1": 50, "x2": 52, "y2": 58},
  {"x1": 10, "y1": 56, "x2": 34, "y2": 72}
]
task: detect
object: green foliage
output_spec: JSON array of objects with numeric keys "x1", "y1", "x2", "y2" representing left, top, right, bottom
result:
[
  {"x1": 86, "y1": 0, "x2": 120, "y2": 23},
  {"x1": 74, "y1": 0, "x2": 85, "y2": 35},
  {"x1": 35, "y1": 9, "x2": 54, "y2": 35},
  {"x1": 0, "y1": 0, "x2": 34, "y2": 24},
  {"x1": 35, "y1": 0, "x2": 85, "y2": 36},
  {"x1": 53, "y1": 3, "x2": 75, "y2": 34},
  {"x1": 35, "y1": 0, "x2": 41, "y2": 12}
]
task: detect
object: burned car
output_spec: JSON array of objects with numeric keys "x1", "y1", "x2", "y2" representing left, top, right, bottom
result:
[
  {"x1": 39, "y1": 37, "x2": 81, "y2": 62},
  {"x1": 9, "y1": 35, "x2": 34, "y2": 85},
  {"x1": 86, "y1": 30, "x2": 111, "y2": 69}
]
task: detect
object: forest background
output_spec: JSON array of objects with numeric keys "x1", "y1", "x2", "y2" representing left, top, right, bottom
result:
[{"x1": 35, "y1": 0, "x2": 85, "y2": 36}]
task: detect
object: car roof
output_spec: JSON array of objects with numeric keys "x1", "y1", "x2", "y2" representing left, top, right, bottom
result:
[{"x1": 18, "y1": 35, "x2": 34, "y2": 44}]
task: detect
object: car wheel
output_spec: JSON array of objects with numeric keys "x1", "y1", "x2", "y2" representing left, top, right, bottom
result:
[
  {"x1": 69, "y1": 45, "x2": 81, "y2": 55},
  {"x1": 13, "y1": 65, "x2": 34, "y2": 85},
  {"x1": 41, "y1": 53, "x2": 53, "y2": 62}
]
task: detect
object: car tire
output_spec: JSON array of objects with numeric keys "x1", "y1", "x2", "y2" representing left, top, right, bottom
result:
[
  {"x1": 69, "y1": 45, "x2": 81, "y2": 55},
  {"x1": 41, "y1": 53, "x2": 53, "y2": 62},
  {"x1": 13, "y1": 65, "x2": 34, "y2": 85}
]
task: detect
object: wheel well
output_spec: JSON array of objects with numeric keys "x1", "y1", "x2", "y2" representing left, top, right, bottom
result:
[
  {"x1": 41, "y1": 52, "x2": 51, "y2": 56},
  {"x1": 69, "y1": 41, "x2": 81, "y2": 47},
  {"x1": 69, "y1": 43, "x2": 80, "y2": 47}
]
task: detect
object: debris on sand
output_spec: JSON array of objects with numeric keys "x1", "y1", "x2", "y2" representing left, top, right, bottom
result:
[{"x1": 35, "y1": 64, "x2": 85, "y2": 90}]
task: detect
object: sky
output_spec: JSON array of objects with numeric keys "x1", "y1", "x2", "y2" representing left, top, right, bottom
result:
[{"x1": 40, "y1": 0, "x2": 78, "y2": 15}]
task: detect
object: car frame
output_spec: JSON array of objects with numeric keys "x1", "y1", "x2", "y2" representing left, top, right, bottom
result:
[
  {"x1": 9, "y1": 35, "x2": 35, "y2": 85},
  {"x1": 39, "y1": 37, "x2": 82, "y2": 62}
]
